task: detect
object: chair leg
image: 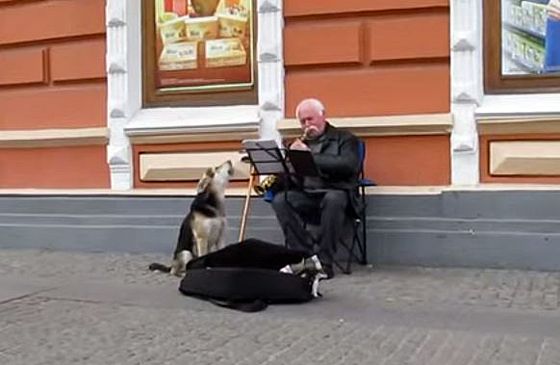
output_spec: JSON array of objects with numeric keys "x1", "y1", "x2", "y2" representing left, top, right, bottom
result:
[
  {"x1": 334, "y1": 220, "x2": 362, "y2": 275},
  {"x1": 360, "y1": 214, "x2": 367, "y2": 265},
  {"x1": 360, "y1": 186, "x2": 368, "y2": 265},
  {"x1": 297, "y1": 217, "x2": 364, "y2": 276},
  {"x1": 345, "y1": 234, "x2": 357, "y2": 274},
  {"x1": 334, "y1": 254, "x2": 352, "y2": 275}
]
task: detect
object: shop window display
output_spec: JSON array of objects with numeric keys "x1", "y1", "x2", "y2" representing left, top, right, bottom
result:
[
  {"x1": 484, "y1": 0, "x2": 560, "y2": 93},
  {"x1": 502, "y1": 0, "x2": 560, "y2": 75},
  {"x1": 143, "y1": 0, "x2": 258, "y2": 107}
]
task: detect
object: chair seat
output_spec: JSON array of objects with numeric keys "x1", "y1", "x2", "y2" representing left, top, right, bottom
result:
[{"x1": 359, "y1": 178, "x2": 376, "y2": 187}]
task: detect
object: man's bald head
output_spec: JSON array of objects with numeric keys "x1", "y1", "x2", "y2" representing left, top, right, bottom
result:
[{"x1": 295, "y1": 98, "x2": 327, "y2": 139}]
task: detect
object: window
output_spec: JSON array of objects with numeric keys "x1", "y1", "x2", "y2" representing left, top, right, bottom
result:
[
  {"x1": 484, "y1": 0, "x2": 560, "y2": 94},
  {"x1": 142, "y1": 0, "x2": 258, "y2": 107}
]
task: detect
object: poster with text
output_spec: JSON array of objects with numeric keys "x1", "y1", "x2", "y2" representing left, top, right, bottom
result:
[{"x1": 154, "y1": 0, "x2": 254, "y2": 92}]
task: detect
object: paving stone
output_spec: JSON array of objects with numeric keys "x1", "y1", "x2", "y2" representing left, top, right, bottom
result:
[{"x1": 0, "y1": 249, "x2": 560, "y2": 364}]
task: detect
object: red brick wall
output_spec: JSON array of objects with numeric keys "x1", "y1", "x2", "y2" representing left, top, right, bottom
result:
[
  {"x1": 0, "y1": 0, "x2": 109, "y2": 188},
  {"x1": 284, "y1": 0, "x2": 451, "y2": 185},
  {"x1": 284, "y1": 0, "x2": 450, "y2": 117}
]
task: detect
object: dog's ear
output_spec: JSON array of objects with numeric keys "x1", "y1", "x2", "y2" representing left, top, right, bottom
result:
[{"x1": 196, "y1": 168, "x2": 215, "y2": 193}]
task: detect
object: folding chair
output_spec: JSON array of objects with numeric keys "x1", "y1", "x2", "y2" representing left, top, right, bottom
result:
[
  {"x1": 332, "y1": 139, "x2": 376, "y2": 274},
  {"x1": 258, "y1": 139, "x2": 375, "y2": 275},
  {"x1": 291, "y1": 139, "x2": 375, "y2": 275}
]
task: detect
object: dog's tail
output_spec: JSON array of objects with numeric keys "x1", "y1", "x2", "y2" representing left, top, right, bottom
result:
[{"x1": 148, "y1": 262, "x2": 172, "y2": 273}]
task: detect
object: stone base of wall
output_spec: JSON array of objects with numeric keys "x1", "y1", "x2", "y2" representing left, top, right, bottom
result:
[{"x1": 3, "y1": 188, "x2": 560, "y2": 270}]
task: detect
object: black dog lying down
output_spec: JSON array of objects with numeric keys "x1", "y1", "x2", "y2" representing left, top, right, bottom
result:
[{"x1": 178, "y1": 238, "x2": 328, "y2": 312}]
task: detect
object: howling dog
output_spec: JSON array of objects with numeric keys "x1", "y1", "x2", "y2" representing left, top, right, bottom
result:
[{"x1": 149, "y1": 160, "x2": 234, "y2": 276}]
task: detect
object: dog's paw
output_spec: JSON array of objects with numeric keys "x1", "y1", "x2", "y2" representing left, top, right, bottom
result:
[
  {"x1": 169, "y1": 250, "x2": 194, "y2": 277},
  {"x1": 170, "y1": 267, "x2": 183, "y2": 277},
  {"x1": 177, "y1": 250, "x2": 194, "y2": 267}
]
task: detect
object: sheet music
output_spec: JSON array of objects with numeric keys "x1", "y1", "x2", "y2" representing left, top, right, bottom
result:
[
  {"x1": 286, "y1": 149, "x2": 319, "y2": 176},
  {"x1": 242, "y1": 139, "x2": 279, "y2": 150},
  {"x1": 242, "y1": 139, "x2": 292, "y2": 175}
]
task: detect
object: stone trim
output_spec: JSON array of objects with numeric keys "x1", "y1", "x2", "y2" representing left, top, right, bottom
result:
[
  {"x1": 8, "y1": 184, "x2": 560, "y2": 197},
  {"x1": 0, "y1": 128, "x2": 109, "y2": 148},
  {"x1": 478, "y1": 115, "x2": 560, "y2": 135},
  {"x1": 490, "y1": 141, "x2": 560, "y2": 176},
  {"x1": 139, "y1": 151, "x2": 250, "y2": 181},
  {"x1": 450, "y1": 0, "x2": 482, "y2": 185},
  {"x1": 129, "y1": 130, "x2": 259, "y2": 145},
  {"x1": 277, "y1": 113, "x2": 452, "y2": 137}
]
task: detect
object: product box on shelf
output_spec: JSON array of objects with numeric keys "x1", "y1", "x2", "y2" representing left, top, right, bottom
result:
[
  {"x1": 521, "y1": 1, "x2": 548, "y2": 35},
  {"x1": 205, "y1": 38, "x2": 246, "y2": 67},
  {"x1": 159, "y1": 16, "x2": 188, "y2": 45},
  {"x1": 159, "y1": 41, "x2": 198, "y2": 70},
  {"x1": 184, "y1": 16, "x2": 219, "y2": 41}
]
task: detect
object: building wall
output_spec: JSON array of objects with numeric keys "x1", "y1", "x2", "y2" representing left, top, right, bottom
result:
[
  {"x1": 2, "y1": 0, "x2": 558, "y2": 189},
  {"x1": 0, "y1": 0, "x2": 109, "y2": 188},
  {"x1": 283, "y1": 0, "x2": 451, "y2": 185},
  {"x1": 0, "y1": 0, "x2": 452, "y2": 189}
]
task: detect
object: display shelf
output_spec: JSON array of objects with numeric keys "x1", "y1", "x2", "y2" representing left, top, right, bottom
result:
[
  {"x1": 503, "y1": 21, "x2": 546, "y2": 41},
  {"x1": 520, "y1": 0, "x2": 550, "y2": 5},
  {"x1": 504, "y1": 51, "x2": 543, "y2": 73}
]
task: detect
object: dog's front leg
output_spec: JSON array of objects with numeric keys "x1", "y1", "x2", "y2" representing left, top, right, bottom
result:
[
  {"x1": 216, "y1": 218, "x2": 227, "y2": 251},
  {"x1": 170, "y1": 250, "x2": 193, "y2": 276},
  {"x1": 196, "y1": 237, "x2": 209, "y2": 257}
]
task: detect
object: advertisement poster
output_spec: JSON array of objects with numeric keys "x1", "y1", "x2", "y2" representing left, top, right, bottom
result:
[
  {"x1": 501, "y1": 0, "x2": 560, "y2": 75},
  {"x1": 154, "y1": 0, "x2": 254, "y2": 92}
]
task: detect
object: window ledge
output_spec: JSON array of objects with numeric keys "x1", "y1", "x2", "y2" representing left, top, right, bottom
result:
[
  {"x1": 124, "y1": 105, "x2": 261, "y2": 137},
  {"x1": 0, "y1": 128, "x2": 109, "y2": 148},
  {"x1": 478, "y1": 115, "x2": 560, "y2": 135},
  {"x1": 278, "y1": 113, "x2": 453, "y2": 137},
  {"x1": 477, "y1": 94, "x2": 560, "y2": 119}
]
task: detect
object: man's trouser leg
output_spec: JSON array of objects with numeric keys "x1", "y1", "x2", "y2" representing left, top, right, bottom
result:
[
  {"x1": 317, "y1": 190, "x2": 349, "y2": 269},
  {"x1": 271, "y1": 190, "x2": 318, "y2": 255}
]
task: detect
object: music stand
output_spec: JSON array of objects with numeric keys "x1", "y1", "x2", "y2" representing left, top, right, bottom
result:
[
  {"x1": 242, "y1": 140, "x2": 292, "y2": 176},
  {"x1": 238, "y1": 140, "x2": 292, "y2": 241},
  {"x1": 239, "y1": 140, "x2": 323, "y2": 241}
]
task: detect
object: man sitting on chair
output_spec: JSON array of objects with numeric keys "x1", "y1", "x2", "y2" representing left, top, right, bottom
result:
[{"x1": 271, "y1": 98, "x2": 361, "y2": 279}]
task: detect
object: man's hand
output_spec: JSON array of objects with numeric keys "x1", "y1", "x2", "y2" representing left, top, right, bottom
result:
[
  {"x1": 289, "y1": 138, "x2": 310, "y2": 151},
  {"x1": 549, "y1": 0, "x2": 560, "y2": 20}
]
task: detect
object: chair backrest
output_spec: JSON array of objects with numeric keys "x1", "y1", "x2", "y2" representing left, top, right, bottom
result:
[
  {"x1": 357, "y1": 139, "x2": 376, "y2": 187},
  {"x1": 357, "y1": 139, "x2": 366, "y2": 178}
]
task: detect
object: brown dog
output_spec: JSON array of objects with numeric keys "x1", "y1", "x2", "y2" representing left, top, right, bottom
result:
[{"x1": 149, "y1": 160, "x2": 234, "y2": 276}]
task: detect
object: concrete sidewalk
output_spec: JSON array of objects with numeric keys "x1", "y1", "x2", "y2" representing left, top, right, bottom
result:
[{"x1": 1, "y1": 249, "x2": 560, "y2": 364}]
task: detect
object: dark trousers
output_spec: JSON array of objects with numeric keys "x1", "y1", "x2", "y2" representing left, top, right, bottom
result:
[{"x1": 271, "y1": 189, "x2": 348, "y2": 267}]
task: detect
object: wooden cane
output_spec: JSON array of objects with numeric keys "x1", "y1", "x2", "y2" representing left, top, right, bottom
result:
[{"x1": 238, "y1": 166, "x2": 255, "y2": 241}]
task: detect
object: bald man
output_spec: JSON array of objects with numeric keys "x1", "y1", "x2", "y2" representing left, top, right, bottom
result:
[{"x1": 271, "y1": 98, "x2": 362, "y2": 279}]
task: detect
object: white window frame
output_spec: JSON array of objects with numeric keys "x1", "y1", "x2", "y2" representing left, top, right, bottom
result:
[
  {"x1": 450, "y1": 0, "x2": 560, "y2": 185},
  {"x1": 105, "y1": 0, "x2": 285, "y2": 189}
]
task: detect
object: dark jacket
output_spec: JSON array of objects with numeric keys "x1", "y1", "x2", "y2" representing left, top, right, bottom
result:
[{"x1": 309, "y1": 123, "x2": 362, "y2": 217}]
